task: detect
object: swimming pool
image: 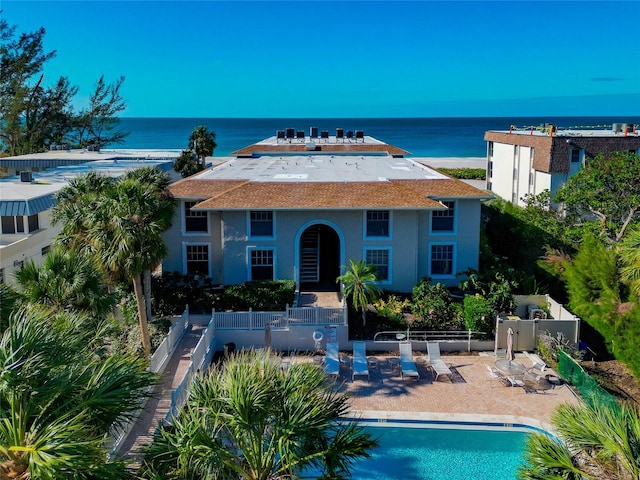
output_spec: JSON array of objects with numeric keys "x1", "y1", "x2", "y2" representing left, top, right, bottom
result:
[{"x1": 351, "y1": 422, "x2": 529, "y2": 480}]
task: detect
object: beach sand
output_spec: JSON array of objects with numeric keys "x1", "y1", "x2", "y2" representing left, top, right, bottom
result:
[{"x1": 413, "y1": 156, "x2": 486, "y2": 169}]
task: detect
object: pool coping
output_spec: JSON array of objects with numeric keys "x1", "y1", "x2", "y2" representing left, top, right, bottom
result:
[{"x1": 349, "y1": 409, "x2": 556, "y2": 436}]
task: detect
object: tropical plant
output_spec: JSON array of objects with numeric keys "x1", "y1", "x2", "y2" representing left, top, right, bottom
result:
[
  {"x1": 0, "y1": 284, "x2": 20, "y2": 333},
  {"x1": 173, "y1": 148, "x2": 202, "y2": 178},
  {"x1": 462, "y1": 294, "x2": 494, "y2": 335},
  {"x1": 0, "y1": 308, "x2": 155, "y2": 479},
  {"x1": 139, "y1": 350, "x2": 377, "y2": 479},
  {"x1": 555, "y1": 151, "x2": 640, "y2": 244},
  {"x1": 189, "y1": 125, "x2": 217, "y2": 168},
  {"x1": 337, "y1": 259, "x2": 381, "y2": 326},
  {"x1": 52, "y1": 167, "x2": 176, "y2": 357},
  {"x1": 518, "y1": 401, "x2": 640, "y2": 480},
  {"x1": 373, "y1": 293, "x2": 411, "y2": 325},
  {"x1": 14, "y1": 245, "x2": 114, "y2": 319}
]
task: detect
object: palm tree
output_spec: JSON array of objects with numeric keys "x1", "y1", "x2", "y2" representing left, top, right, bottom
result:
[
  {"x1": 518, "y1": 401, "x2": 640, "y2": 479},
  {"x1": 619, "y1": 226, "x2": 640, "y2": 298},
  {"x1": 337, "y1": 259, "x2": 382, "y2": 326},
  {"x1": 140, "y1": 350, "x2": 377, "y2": 479},
  {"x1": 189, "y1": 125, "x2": 217, "y2": 168},
  {"x1": 52, "y1": 167, "x2": 176, "y2": 358},
  {"x1": 0, "y1": 308, "x2": 156, "y2": 479},
  {"x1": 14, "y1": 246, "x2": 114, "y2": 319}
]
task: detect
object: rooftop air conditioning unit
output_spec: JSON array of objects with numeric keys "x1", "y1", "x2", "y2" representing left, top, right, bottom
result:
[{"x1": 20, "y1": 171, "x2": 33, "y2": 183}]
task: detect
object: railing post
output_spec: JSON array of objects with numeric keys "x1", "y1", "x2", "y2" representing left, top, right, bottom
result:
[
  {"x1": 468, "y1": 329, "x2": 471, "y2": 352},
  {"x1": 249, "y1": 308, "x2": 253, "y2": 330},
  {"x1": 185, "y1": 304, "x2": 190, "y2": 328},
  {"x1": 315, "y1": 306, "x2": 319, "y2": 325},
  {"x1": 211, "y1": 308, "x2": 216, "y2": 333},
  {"x1": 285, "y1": 304, "x2": 290, "y2": 329}
]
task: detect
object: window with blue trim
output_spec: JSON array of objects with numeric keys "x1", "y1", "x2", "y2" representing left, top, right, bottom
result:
[
  {"x1": 250, "y1": 211, "x2": 273, "y2": 237},
  {"x1": 431, "y1": 244, "x2": 453, "y2": 275},
  {"x1": 431, "y1": 202, "x2": 455, "y2": 232},
  {"x1": 366, "y1": 249, "x2": 389, "y2": 282},
  {"x1": 366, "y1": 210, "x2": 389, "y2": 237},
  {"x1": 251, "y1": 249, "x2": 274, "y2": 280}
]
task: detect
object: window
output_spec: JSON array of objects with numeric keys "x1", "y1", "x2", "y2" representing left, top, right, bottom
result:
[
  {"x1": 570, "y1": 149, "x2": 581, "y2": 163},
  {"x1": 185, "y1": 201, "x2": 208, "y2": 233},
  {"x1": 488, "y1": 142, "x2": 494, "y2": 157},
  {"x1": 186, "y1": 244, "x2": 209, "y2": 276},
  {"x1": 41, "y1": 245, "x2": 51, "y2": 256},
  {"x1": 488, "y1": 160, "x2": 493, "y2": 178},
  {"x1": 431, "y1": 201, "x2": 455, "y2": 232},
  {"x1": 366, "y1": 210, "x2": 390, "y2": 237},
  {"x1": 0, "y1": 268, "x2": 4, "y2": 284},
  {"x1": 27, "y1": 214, "x2": 38, "y2": 233},
  {"x1": 250, "y1": 249, "x2": 274, "y2": 280},
  {"x1": 250, "y1": 211, "x2": 274, "y2": 237},
  {"x1": 13, "y1": 260, "x2": 24, "y2": 269},
  {"x1": 1, "y1": 216, "x2": 25, "y2": 234},
  {"x1": 365, "y1": 248, "x2": 390, "y2": 282},
  {"x1": 430, "y1": 244, "x2": 454, "y2": 276}
]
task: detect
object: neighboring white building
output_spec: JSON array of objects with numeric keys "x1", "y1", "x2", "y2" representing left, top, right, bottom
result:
[
  {"x1": 0, "y1": 150, "x2": 179, "y2": 285},
  {"x1": 162, "y1": 132, "x2": 493, "y2": 292},
  {"x1": 485, "y1": 122, "x2": 640, "y2": 207}
]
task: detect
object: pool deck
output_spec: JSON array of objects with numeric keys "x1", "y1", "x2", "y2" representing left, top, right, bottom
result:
[{"x1": 314, "y1": 352, "x2": 580, "y2": 433}]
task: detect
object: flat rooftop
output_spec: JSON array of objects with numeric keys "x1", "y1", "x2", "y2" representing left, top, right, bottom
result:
[
  {"x1": 0, "y1": 148, "x2": 180, "y2": 165},
  {"x1": 231, "y1": 135, "x2": 410, "y2": 157},
  {"x1": 196, "y1": 155, "x2": 448, "y2": 183},
  {"x1": 0, "y1": 155, "x2": 177, "y2": 216},
  {"x1": 489, "y1": 126, "x2": 639, "y2": 138}
]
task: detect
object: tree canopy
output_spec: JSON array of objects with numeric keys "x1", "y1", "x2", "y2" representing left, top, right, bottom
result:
[
  {"x1": 555, "y1": 151, "x2": 640, "y2": 244},
  {"x1": 0, "y1": 19, "x2": 128, "y2": 155}
]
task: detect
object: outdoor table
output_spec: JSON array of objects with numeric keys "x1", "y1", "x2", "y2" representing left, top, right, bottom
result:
[{"x1": 494, "y1": 359, "x2": 526, "y2": 376}]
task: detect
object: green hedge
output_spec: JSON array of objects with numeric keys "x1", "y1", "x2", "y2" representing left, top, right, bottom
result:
[{"x1": 438, "y1": 168, "x2": 486, "y2": 180}]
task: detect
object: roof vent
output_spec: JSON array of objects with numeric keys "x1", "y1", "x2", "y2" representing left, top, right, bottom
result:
[{"x1": 20, "y1": 171, "x2": 33, "y2": 183}]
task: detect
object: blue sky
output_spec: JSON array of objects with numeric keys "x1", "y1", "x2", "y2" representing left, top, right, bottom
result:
[{"x1": 2, "y1": 1, "x2": 639, "y2": 118}]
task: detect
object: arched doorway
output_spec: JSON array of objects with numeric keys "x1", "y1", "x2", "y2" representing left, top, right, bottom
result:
[{"x1": 298, "y1": 223, "x2": 340, "y2": 291}]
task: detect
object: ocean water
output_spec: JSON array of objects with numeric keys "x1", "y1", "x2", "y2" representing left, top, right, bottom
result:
[{"x1": 110, "y1": 117, "x2": 630, "y2": 158}]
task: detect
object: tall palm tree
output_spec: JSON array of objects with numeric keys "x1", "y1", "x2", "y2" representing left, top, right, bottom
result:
[
  {"x1": 14, "y1": 246, "x2": 114, "y2": 319},
  {"x1": 52, "y1": 167, "x2": 176, "y2": 358},
  {"x1": 140, "y1": 350, "x2": 377, "y2": 479},
  {"x1": 0, "y1": 308, "x2": 156, "y2": 479},
  {"x1": 518, "y1": 401, "x2": 640, "y2": 480},
  {"x1": 189, "y1": 125, "x2": 217, "y2": 168},
  {"x1": 619, "y1": 226, "x2": 640, "y2": 299},
  {"x1": 337, "y1": 259, "x2": 382, "y2": 326}
]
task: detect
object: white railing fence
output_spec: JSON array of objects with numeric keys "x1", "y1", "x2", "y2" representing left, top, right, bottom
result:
[
  {"x1": 166, "y1": 313, "x2": 216, "y2": 423},
  {"x1": 213, "y1": 304, "x2": 347, "y2": 330},
  {"x1": 149, "y1": 307, "x2": 191, "y2": 373},
  {"x1": 108, "y1": 306, "x2": 190, "y2": 457}
]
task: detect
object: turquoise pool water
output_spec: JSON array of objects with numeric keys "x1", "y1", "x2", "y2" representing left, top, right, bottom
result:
[{"x1": 352, "y1": 424, "x2": 529, "y2": 480}]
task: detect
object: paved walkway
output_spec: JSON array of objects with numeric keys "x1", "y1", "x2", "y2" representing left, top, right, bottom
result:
[
  {"x1": 297, "y1": 290, "x2": 343, "y2": 307},
  {"x1": 115, "y1": 325, "x2": 205, "y2": 462}
]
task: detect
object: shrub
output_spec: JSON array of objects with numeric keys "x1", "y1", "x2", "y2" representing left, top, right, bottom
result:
[
  {"x1": 220, "y1": 280, "x2": 295, "y2": 311},
  {"x1": 437, "y1": 167, "x2": 486, "y2": 180},
  {"x1": 411, "y1": 278, "x2": 464, "y2": 330},
  {"x1": 373, "y1": 294, "x2": 411, "y2": 327},
  {"x1": 463, "y1": 294, "x2": 494, "y2": 335}
]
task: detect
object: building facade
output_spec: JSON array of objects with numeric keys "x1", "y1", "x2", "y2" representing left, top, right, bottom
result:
[
  {"x1": 0, "y1": 150, "x2": 179, "y2": 285},
  {"x1": 485, "y1": 123, "x2": 640, "y2": 207},
  {"x1": 162, "y1": 133, "x2": 492, "y2": 291}
]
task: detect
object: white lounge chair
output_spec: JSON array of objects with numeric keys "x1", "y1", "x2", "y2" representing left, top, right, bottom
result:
[
  {"x1": 427, "y1": 341, "x2": 452, "y2": 381},
  {"x1": 324, "y1": 341, "x2": 340, "y2": 377},
  {"x1": 399, "y1": 341, "x2": 420, "y2": 380},
  {"x1": 352, "y1": 341, "x2": 370, "y2": 381}
]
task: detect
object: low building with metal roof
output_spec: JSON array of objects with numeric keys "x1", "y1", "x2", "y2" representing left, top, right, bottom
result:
[{"x1": 0, "y1": 151, "x2": 179, "y2": 285}]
